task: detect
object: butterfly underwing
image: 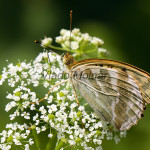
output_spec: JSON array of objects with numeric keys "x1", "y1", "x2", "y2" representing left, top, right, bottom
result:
[{"x1": 63, "y1": 52, "x2": 150, "y2": 131}]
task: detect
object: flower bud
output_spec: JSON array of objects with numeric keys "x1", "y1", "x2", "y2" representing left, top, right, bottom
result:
[
  {"x1": 96, "y1": 130, "x2": 102, "y2": 136},
  {"x1": 14, "y1": 91, "x2": 21, "y2": 97},
  {"x1": 75, "y1": 138, "x2": 81, "y2": 143},
  {"x1": 48, "y1": 114, "x2": 55, "y2": 120},
  {"x1": 76, "y1": 111, "x2": 82, "y2": 117},
  {"x1": 98, "y1": 48, "x2": 109, "y2": 58},
  {"x1": 72, "y1": 28, "x2": 81, "y2": 36},
  {"x1": 31, "y1": 125, "x2": 36, "y2": 130},
  {"x1": 7, "y1": 135, "x2": 13, "y2": 143},
  {"x1": 60, "y1": 29, "x2": 68, "y2": 35},
  {"x1": 58, "y1": 92, "x2": 65, "y2": 97},
  {"x1": 92, "y1": 37, "x2": 104, "y2": 46},
  {"x1": 41, "y1": 37, "x2": 52, "y2": 47}
]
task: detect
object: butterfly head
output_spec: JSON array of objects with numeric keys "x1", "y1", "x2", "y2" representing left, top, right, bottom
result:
[{"x1": 63, "y1": 52, "x2": 77, "y2": 69}]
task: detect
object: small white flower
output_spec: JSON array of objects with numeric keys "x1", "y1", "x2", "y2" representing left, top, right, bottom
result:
[
  {"x1": 67, "y1": 94, "x2": 75, "y2": 101},
  {"x1": 47, "y1": 95, "x2": 53, "y2": 103},
  {"x1": 33, "y1": 113, "x2": 39, "y2": 121},
  {"x1": 92, "y1": 37, "x2": 104, "y2": 46},
  {"x1": 48, "y1": 134, "x2": 53, "y2": 138},
  {"x1": 30, "y1": 104, "x2": 36, "y2": 110},
  {"x1": 21, "y1": 112, "x2": 30, "y2": 120},
  {"x1": 81, "y1": 33, "x2": 91, "y2": 42},
  {"x1": 72, "y1": 28, "x2": 80, "y2": 36},
  {"x1": 48, "y1": 53, "x2": 56, "y2": 62},
  {"x1": 69, "y1": 135, "x2": 74, "y2": 139},
  {"x1": 71, "y1": 41, "x2": 79, "y2": 50},
  {"x1": 98, "y1": 48, "x2": 109, "y2": 57},
  {"x1": 43, "y1": 81, "x2": 49, "y2": 88},
  {"x1": 68, "y1": 140, "x2": 75, "y2": 145},
  {"x1": 25, "y1": 144, "x2": 30, "y2": 150},
  {"x1": 41, "y1": 37, "x2": 52, "y2": 47},
  {"x1": 21, "y1": 93, "x2": 28, "y2": 99},
  {"x1": 60, "y1": 29, "x2": 68, "y2": 35},
  {"x1": 97, "y1": 140, "x2": 102, "y2": 145},
  {"x1": 5, "y1": 101, "x2": 17, "y2": 112},
  {"x1": 29, "y1": 138, "x2": 34, "y2": 145},
  {"x1": 35, "y1": 120, "x2": 40, "y2": 125},
  {"x1": 50, "y1": 122, "x2": 54, "y2": 127},
  {"x1": 114, "y1": 135, "x2": 120, "y2": 144},
  {"x1": 41, "y1": 126, "x2": 46, "y2": 131},
  {"x1": 39, "y1": 106, "x2": 47, "y2": 114},
  {"x1": 78, "y1": 106, "x2": 85, "y2": 111},
  {"x1": 79, "y1": 133, "x2": 83, "y2": 138},
  {"x1": 120, "y1": 131, "x2": 126, "y2": 138},
  {"x1": 70, "y1": 102, "x2": 78, "y2": 109},
  {"x1": 56, "y1": 36, "x2": 63, "y2": 44},
  {"x1": 36, "y1": 127, "x2": 41, "y2": 134}
]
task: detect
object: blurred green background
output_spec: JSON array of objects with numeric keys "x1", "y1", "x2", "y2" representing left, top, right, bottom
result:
[{"x1": 0, "y1": 0, "x2": 150, "y2": 150}]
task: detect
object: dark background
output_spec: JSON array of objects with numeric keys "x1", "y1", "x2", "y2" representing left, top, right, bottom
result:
[{"x1": 0, "y1": 0, "x2": 150, "y2": 149}]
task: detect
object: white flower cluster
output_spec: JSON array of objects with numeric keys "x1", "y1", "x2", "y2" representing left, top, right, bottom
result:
[
  {"x1": 0, "y1": 123, "x2": 33, "y2": 150},
  {"x1": 0, "y1": 52, "x2": 126, "y2": 149},
  {"x1": 56, "y1": 28, "x2": 104, "y2": 50},
  {"x1": 40, "y1": 28, "x2": 108, "y2": 58}
]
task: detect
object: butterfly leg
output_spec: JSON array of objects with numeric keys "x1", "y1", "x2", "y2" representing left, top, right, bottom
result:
[
  {"x1": 73, "y1": 88, "x2": 80, "y2": 106},
  {"x1": 71, "y1": 84, "x2": 80, "y2": 106},
  {"x1": 30, "y1": 79, "x2": 69, "y2": 104}
]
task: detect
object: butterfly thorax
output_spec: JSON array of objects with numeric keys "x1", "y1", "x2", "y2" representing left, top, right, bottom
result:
[{"x1": 63, "y1": 52, "x2": 77, "y2": 69}]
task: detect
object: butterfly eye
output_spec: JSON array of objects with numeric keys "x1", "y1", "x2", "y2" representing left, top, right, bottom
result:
[
  {"x1": 63, "y1": 59, "x2": 69, "y2": 65},
  {"x1": 63, "y1": 56, "x2": 68, "y2": 65}
]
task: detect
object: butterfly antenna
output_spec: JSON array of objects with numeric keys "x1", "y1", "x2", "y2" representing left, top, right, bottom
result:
[
  {"x1": 70, "y1": 10, "x2": 73, "y2": 50},
  {"x1": 34, "y1": 40, "x2": 61, "y2": 57},
  {"x1": 34, "y1": 40, "x2": 41, "y2": 44}
]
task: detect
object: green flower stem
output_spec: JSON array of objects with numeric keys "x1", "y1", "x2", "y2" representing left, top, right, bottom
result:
[
  {"x1": 45, "y1": 129, "x2": 57, "y2": 150},
  {"x1": 45, "y1": 45, "x2": 82, "y2": 53},
  {"x1": 83, "y1": 48, "x2": 97, "y2": 53},
  {"x1": 32, "y1": 129, "x2": 41, "y2": 150},
  {"x1": 55, "y1": 140, "x2": 65, "y2": 150},
  {"x1": 46, "y1": 45, "x2": 71, "y2": 52}
]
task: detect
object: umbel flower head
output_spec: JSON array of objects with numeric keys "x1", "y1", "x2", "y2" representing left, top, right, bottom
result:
[
  {"x1": 40, "y1": 28, "x2": 108, "y2": 59},
  {"x1": 0, "y1": 28, "x2": 126, "y2": 150}
]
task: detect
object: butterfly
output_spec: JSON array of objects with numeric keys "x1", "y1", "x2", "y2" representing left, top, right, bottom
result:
[{"x1": 60, "y1": 52, "x2": 150, "y2": 131}]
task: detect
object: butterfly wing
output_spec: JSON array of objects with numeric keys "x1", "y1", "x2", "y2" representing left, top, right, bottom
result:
[{"x1": 70, "y1": 59, "x2": 150, "y2": 131}]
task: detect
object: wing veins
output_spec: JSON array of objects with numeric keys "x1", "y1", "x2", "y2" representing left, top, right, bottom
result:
[
  {"x1": 96, "y1": 78, "x2": 143, "y2": 104},
  {"x1": 81, "y1": 66, "x2": 150, "y2": 101},
  {"x1": 74, "y1": 79, "x2": 142, "y2": 125},
  {"x1": 82, "y1": 67, "x2": 140, "y2": 91},
  {"x1": 95, "y1": 80, "x2": 144, "y2": 111}
]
